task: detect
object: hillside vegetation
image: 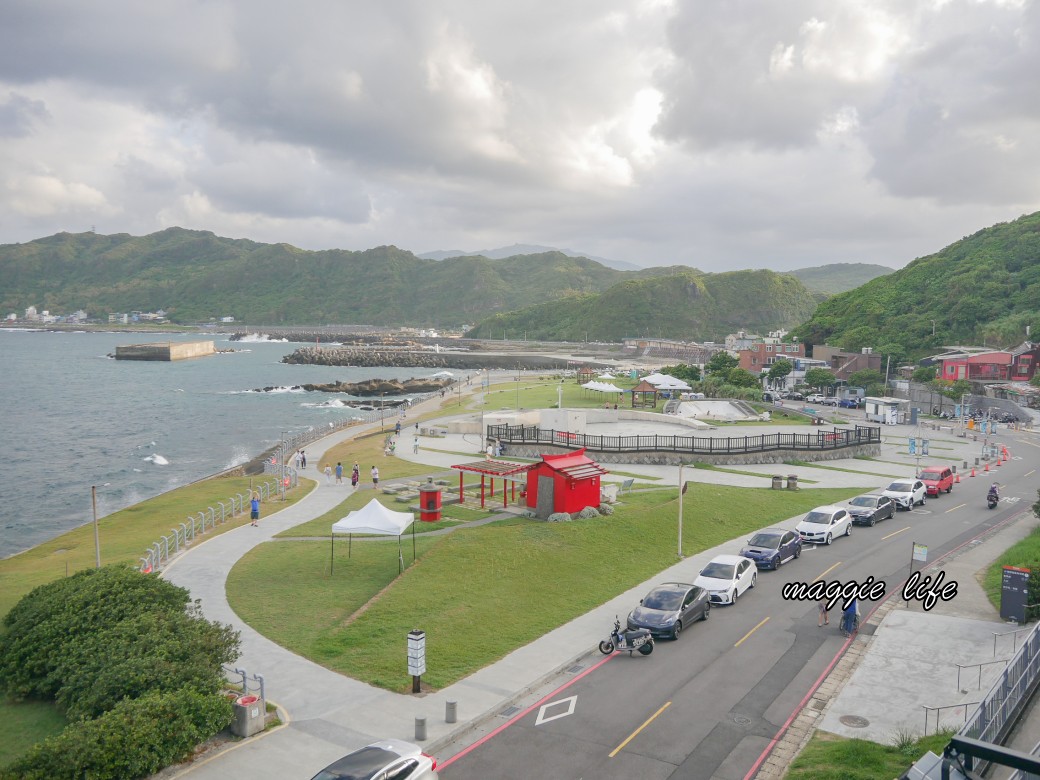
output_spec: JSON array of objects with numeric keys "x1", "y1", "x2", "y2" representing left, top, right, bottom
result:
[
  {"x1": 786, "y1": 263, "x2": 892, "y2": 295},
  {"x1": 466, "y1": 269, "x2": 820, "y2": 342},
  {"x1": 792, "y1": 212, "x2": 1040, "y2": 356}
]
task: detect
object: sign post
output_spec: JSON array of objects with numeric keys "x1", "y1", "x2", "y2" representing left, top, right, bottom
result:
[
  {"x1": 407, "y1": 629, "x2": 426, "y2": 694},
  {"x1": 907, "y1": 542, "x2": 927, "y2": 605},
  {"x1": 1001, "y1": 566, "x2": 1030, "y2": 623}
]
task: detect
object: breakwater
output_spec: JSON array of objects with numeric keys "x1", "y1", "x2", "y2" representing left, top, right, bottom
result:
[{"x1": 281, "y1": 346, "x2": 600, "y2": 371}]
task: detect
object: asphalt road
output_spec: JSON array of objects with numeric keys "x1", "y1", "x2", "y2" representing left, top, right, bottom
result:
[{"x1": 438, "y1": 440, "x2": 1040, "y2": 780}]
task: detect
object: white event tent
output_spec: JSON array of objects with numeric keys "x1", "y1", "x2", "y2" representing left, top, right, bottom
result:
[
  {"x1": 581, "y1": 380, "x2": 623, "y2": 393},
  {"x1": 330, "y1": 498, "x2": 415, "y2": 574}
]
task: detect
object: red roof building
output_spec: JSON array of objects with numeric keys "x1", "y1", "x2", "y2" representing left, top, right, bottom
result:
[
  {"x1": 737, "y1": 342, "x2": 805, "y2": 373},
  {"x1": 940, "y1": 351, "x2": 1013, "y2": 382},
  {"x1": 525, "y1": 448, "x2": 609, "y2": 518}
]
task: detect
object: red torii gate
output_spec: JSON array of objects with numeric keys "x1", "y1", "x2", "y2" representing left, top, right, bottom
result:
[{"x1": 450, "y1": 459, "x2": 534, "y2": 509}]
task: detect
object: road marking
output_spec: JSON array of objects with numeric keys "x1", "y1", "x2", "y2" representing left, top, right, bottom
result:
[
  {"x1": 811, "y1": 562, "x2": 842, "y2": 583},
  {"x1": 735, "y1": 617, "x2": 770, "y2": 648},
  {"x1": 1025, "y1": 470, "x2": 1036, "y2": 478},
  {"x1": 535, "y1": 695, "x2": 576, "y2": 725},
  {"x1": 882, "y1": 526, "x2": 911, "y2": 540},
  {"x1": 609, "y1": 701, "x2": 671, "y2": 758},
  {"x1": 945, "y1": 503, "x2": 966, "y2": 513}
]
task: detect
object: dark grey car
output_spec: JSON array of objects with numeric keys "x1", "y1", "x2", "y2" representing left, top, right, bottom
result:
[
  {"x1": 847, "y1": 494, "x2": 895, "y2": 526},
  {"x1": 627, "y1": 582, "x2": 710, "y2": 640}
]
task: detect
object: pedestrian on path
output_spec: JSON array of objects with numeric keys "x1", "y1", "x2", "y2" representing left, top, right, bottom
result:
[
  {"x1": 817, "y1": 596, "x2": 830, "y2": 627},
  {"x1": 841, "y1": 598, "x2": 859, "y2": 637},
  {"x1": 413, "y1": 436, "x2": 419, "y2": 454},
  {"x1": 295, "y1": 450, "x2": 302, "y2": 469},
  {"x1": 351, "y1": 463, "x2": 359, "y2": 488},
  {"x1": 323, "y1": 464, "x2": 332, "y2": 483},
  {"x1": 335, "y1": 462, "x2": 343, "y2": 484},
  {"x1": 301, "y1": 450, "x2": 307, "y2": 469},
  {"x1": 371, "y1": 465, "x2": 379, "y2": 487},
  {"x1": 486, "y1": 442, "x2": 493, "y2": 460},
  {"x1": 250, "y1": 492, "x2": 260, "y2": 526}
]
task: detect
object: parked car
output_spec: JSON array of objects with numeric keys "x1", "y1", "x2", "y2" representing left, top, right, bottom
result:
[
  {"x1": 918, "y1": 465, "x2": 955, "y2": 496},
  {"x1": 838, "y1": 397, "x2": 862, "y2": 409},
  {"x1": 309, "y1": 739, "x2": 438, "y2": 780},
  {"x1": 795, "y1": 505, "x2": 853, "y2": 545},
  {"x1": 846, "y1": 494, "x2": 895, "y2": 526},
  {"x1": 787, "y1": 391, "x2": 805, "y2": 401},
  {"x1": 821, "y1": 397, "x2": 839, "y2": 406},
  {"x1": 882, "y1": 479, "x2": 927, "y2": 510},
  {"x1": 694, "y1": 555, "x2": 757, "y2": 605},
  {"x1": 627, "y1": 582, "x2": 710, "y2": 639},
  {"x1": 806, "y1": 394, "x2": 827, "y2": 404},
  {"x1": 739, "y1": 528, "x2": 802, "y2": 570}
]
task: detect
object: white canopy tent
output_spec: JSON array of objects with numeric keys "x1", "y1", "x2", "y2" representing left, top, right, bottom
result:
[
  {"x1": 582, "y1": 380, "x2": 624, "y2": 393},
  {"x1": 330, "y1": 499, "x2": 415, "y2": 573}
]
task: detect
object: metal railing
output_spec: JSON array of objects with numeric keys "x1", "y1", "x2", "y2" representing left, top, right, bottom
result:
[
  {"x1": 957, "y1": 659, "x2": 1010, "y2": 691},
  {"x1": 486, "y1": 423, "x2": 881, "y2": 455},
  {"x1": 225, "y1": 664, "x2": 266, "y2": 702},
  {"x1": 993, "y1": 626, "x2": 1034, "y2": 658},
  {"x1": 139, "y1": 475, "x2": 286, "y2": 574},
  {"x1": 923, "y1": 700, "x2": 981, "y2": 736}
]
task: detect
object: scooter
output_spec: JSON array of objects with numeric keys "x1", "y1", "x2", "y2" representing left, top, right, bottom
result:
[
  {"x1": 599, "y1": 617, "x2": 654, "y2": 656},
  {"x1": 987, "y1": 491, "x2": 999, "y2": 510}
]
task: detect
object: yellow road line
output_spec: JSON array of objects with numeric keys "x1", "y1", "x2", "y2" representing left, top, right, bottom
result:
[
  {"x1": 882, "y1": 526, "x2": 911, "y2": 540},
  {"x1": 610, "y1": 701, "x2": 671, "y2": 758},
  {"x1": 811, "y1": 562, "x2": 842, "y2": 583},
  {"x1": 735, "y1": 617, "x2": 770, "y2": 648},
  {"x1": 945, "y1": 503, "x2": 966, "y2": 513}
]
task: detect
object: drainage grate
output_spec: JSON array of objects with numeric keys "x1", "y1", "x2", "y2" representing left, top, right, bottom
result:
[
  {"x1": 840, "y1": 715, "x2": 870, "y2": 728},
  {"x1": 499, "y1": 706, "x2": 520, "y2": 718},
  {"x1": 567, "y1": 664, "x2": 585, "y2": 674}
]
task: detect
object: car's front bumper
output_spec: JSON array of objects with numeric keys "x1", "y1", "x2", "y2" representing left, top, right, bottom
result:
[
  {"x1": 849, "y1": 513, "x2": 875, "y2": 525},
  {"x1": 707, "y1": 591, "x2": 734, "y2": 604}
]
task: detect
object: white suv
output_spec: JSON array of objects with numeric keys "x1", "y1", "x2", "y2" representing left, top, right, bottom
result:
[
  {"x1": 806, "y1": 394, "x2": 827, "y2": 404},
  {"x1": 882, "y1": 479, "x2": 927, "y2": 510},
  {"x1": 796, "y1": 505, "x2": 852, "y2": 545}
]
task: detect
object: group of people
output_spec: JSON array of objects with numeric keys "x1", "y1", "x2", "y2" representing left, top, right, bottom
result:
[{"x1": 818, "y1": 597, "x2": 860, "y2": 638}]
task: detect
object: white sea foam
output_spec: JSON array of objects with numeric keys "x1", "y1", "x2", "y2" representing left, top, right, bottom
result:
[
  {"x1": 143, "y1": 454, "x2": 170, "y2": 465},
  {"x1": 236, "y1": 333, "x2": 288, "y2": 343},
  {"x1": 301, "y1": 398, "x2": 357, "y2": 409}
]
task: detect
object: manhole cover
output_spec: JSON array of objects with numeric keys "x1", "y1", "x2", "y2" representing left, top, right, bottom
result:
[
  {"x1": 733, "y1": 715, "x2": 752, "y2": 726},
  {"x1": 567, "y1": 664, "x2": 584, "y2": 674},
  {"x1": 840, "y1": 715, "x2": 870, "y2": 728},
  {"x1": 499, "y1": 706, "x2": 520, "y2": 718}
]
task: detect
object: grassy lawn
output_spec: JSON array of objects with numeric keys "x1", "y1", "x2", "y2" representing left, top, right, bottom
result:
[
  {"x1": 786, "y1": 730, "x2": 951, "y2": 780},
  {"x1": 227, "y1": 484, "x2": 860, "y2": 692},
  {"x1": 694, "y1": 462, "x2": 820, "y2": 484},
  {"x1": 0, "y1": 474, "x2": 311, "y2": 620},
  {"x1": 983, "y1": 522, "x2": 1040, "y2": 611},
  {"x1": 0, "y1": 699, "x2": 66, "y2": 769}
]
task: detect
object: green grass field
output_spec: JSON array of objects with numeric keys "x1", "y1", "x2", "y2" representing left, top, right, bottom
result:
[
  {"x1": 786, "y1": 730, "x2": 952, "y2": 779},
  {"x1": 227, "y1": 484, "x2": 860, "y2": 692}
]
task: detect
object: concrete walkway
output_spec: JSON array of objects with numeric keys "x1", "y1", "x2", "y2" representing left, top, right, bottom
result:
[{"x1": 160, "y1": 392, "x2": 1040, "y2": 778}]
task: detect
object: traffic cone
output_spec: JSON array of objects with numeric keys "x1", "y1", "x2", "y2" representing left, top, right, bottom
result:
[
  {"x1": 996, "y1": 457, "x2": 1001, "y2": 467},
  {"x1": 984, "y1": 462, "x2": 989, "y2": 472},
  {"x1": 970, "y1": 467, "x2": 976, "y2": 477},
  {"x1": 955, "y1": 473, "x2": 961, "y2": 483}
]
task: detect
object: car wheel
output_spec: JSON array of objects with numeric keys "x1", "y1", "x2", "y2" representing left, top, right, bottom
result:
[
  {"x1": 920, "y1": 496, "x2": 926, "y2": 506},
  {"x1": 701, "y1": 603, "x2": 710, "y2": 621},
  {"x1": 869, "y1": 517, "x2": 876, "y2": 527},
  {"x1": 794, "y1": 546, "x2": 801, "y2": 559},
  {"x1": 731, "y1": 588, "x2": 738, "y2": 603},
  {"x1": 845, "y1": 523, "x2": 852, "y2": 537},
  {"x1": 887, "y1": 508, "x2": 894, "y2": 520},
  {"x1": 825, "y1": 533, "x2": 832, "y2": 545},
  {"x1": 671, "y1": 621, "x2": 682, "y2": 640},
  {"x1": 946, "y1": 486, "x2": 953, "y2": 493},
  {"x1": 750, "y1": 573, "x2": 757, "y2": 589}
]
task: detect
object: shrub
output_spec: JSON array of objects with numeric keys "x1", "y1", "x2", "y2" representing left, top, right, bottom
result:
[{"x1": 0, "y1": 688, "x2": 233, "y2": 780}]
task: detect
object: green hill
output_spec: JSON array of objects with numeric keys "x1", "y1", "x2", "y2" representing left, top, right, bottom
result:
[
  {"x1": 786, "y1": 263, "x2": 893, "y2": 295},
  {"x1": 792, "y1": 212, "x2": 1040, "y2": 356},
  {"x1": 466, "y1": 269, "x2": 820, "y2": 342}
]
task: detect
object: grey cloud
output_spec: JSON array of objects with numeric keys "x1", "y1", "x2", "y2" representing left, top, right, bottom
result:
[{"x1": 0, "y1": 91, "x2": 49, "y2": 136}]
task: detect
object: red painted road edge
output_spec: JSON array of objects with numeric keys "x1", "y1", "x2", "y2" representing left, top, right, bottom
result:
[
  {"x1": 437, "y1": 652, "x2": 618, "y2": 770},
  {"x1": 742, "y1": 507, "x2": 1029, "y2": 780}
]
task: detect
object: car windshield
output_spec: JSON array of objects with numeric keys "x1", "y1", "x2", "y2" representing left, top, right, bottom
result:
[
  {"x1": 747, "y1": 533, "x2": 782, "y2": 548},
  {"x1": 642, "y1": 589, "x2": 684, "y2": 610},
  {"x1": 803, "y1": 511, "x2": 834, "y2": 525},
  {"x1": 887, "y1": 482, "x2": 912, "y2": 492},
  {"x1": 700, "y1": 562, "x2": 735, "y2": 579},
  {"x1": 849, "y1": 497, "x2": 877, "y2": 507},
  {"x1": 313, "y1": 747, "x2": 397, "y2": 780}
]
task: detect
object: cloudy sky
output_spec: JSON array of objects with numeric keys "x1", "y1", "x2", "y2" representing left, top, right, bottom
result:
[{"x1": 2, "y1": 0, "x2": 1039, "y2": 271}]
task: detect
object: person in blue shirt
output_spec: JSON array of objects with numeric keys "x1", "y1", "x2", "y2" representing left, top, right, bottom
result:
[
  {"x1": 841, "y1": 598, "x2": 859, "y2": 637},
  {"x1": 250, "y1": 493, "x2": 260, "y2": 526}
]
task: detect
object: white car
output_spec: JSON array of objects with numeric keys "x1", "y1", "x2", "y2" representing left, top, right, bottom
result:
[
  {"x1": 694, "y1": 554, "x2": 757, "y2": 605},
  {"x1": 806, "y1": 394, "x2": 827, "y2": 404},
  {"x1": 795, "y1": 505, "x2": 853, "y2": 545},
  {"x1": 309, "y1": 739, "x2": 438, "y2": 780},
  {"x1": 882, "y1": 479, "x2": 927, "y2": 510}
]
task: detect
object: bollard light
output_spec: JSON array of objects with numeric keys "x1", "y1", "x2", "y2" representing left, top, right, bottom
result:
[{"x1": 407, "y1": 629, "x2": 426, "y2": 694}]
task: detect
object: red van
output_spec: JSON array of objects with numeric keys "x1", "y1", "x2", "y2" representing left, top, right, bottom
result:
[{"x1": 918, "y1": 465, "x2": 955, "y2": 496}]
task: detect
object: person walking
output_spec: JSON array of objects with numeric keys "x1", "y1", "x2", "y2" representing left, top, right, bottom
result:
[
  {"x1": 250, "y1": 492, "x2": 260, "y2": 526},
  {"x1": 301, "y1": 450, "x2": 307, "y2": 469},
  {"x1": 371, "y1": 465, "x2": 380, "y2": 487},
  {"x1": 323, "y1": 464, "x2": 332, "y2": 484},
  {"x1": 841, "y1": 598, "x2": 859, "y2": 637},
  {"x1": 413, "y1": 436, "x2": 419, "y2": 454},
  {"x1": 335, "y1": 462, "x2": 343, "y2": 484},
  {"x1": 351, "y1": 463, "x2": 360, "y2": 488},
  {"x1": 295, "y1": 450, "x2": 302, "y2": 469},
  {"x1": 817, "y1": 596, "x2": 830, "y2": 627}
]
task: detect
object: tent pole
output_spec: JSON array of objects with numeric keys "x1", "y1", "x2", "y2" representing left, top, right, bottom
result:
[
  {"x1": 331, "y1": 533, "x2": 334, "y2": 575},
  {"x1": 349, "y1": 533, "x2": 352, "y2": 558},
  {"x1": 398, "y1": 535, "x2": 403, "y2": 574},
  {"x1": 412, "y1": 517, "x2": 416, "y2": 562}
]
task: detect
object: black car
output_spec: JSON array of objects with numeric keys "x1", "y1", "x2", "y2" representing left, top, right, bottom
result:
[
  {"x1": 739, "y1": 528, "x2": 802, "y2": 570},
  {"x1": 627, "y1": 582, "x2": 710, "y2": 640},
  {"x1": 847, "y1": 494, "x2": 895, "y2": 526}
]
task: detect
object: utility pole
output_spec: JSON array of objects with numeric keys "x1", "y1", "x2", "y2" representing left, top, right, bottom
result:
[{"x1": 677, "y1": 464, "x2": 686, "y2": 559}]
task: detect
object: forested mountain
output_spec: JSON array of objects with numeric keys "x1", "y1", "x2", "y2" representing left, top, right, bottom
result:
[
  {"x1": 786, "y1": 263, "x2": 892, "y2": 295},
  {"x1": 792, "y1": 212, "x2": 1040, "y2": 357},
  {"x1": 465, "y1": 270, "x2": 820, "y2": 342}
]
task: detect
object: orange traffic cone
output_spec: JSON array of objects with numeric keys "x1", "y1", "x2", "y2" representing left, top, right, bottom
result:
[
  {"x1": 955, "y1": 473, "x2": 961, "y2": 483},
  {"x1": 969, "y1": 467, "x2": 976, "y2": 477},
  {"x1": 984, "y1": 462, "x2": 990, "y2": 472},
  {"x1": 996, "y1": 457, "x2": 1001, "y2": 467}
]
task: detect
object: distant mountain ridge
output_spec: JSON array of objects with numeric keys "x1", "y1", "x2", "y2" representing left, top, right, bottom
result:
[
  {"x1": 786, "y1": 263, "x2": 893, "y2": 295},
  {"x1": 418, "y1": 243, "x2": 642, "y2": 271}
]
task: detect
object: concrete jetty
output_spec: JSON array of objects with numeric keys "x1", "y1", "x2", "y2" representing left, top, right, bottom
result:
[{"x1": 114, "y1": 340, "x2": 216, "y2": 361}]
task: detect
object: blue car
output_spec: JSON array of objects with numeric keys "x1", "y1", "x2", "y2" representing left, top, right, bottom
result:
[
  {"x1": 838, "y1": 398, "x2": 862, "y2": 409},
  {"x1": 739, "y1": 528, "x2": 802, "y2": 570}
]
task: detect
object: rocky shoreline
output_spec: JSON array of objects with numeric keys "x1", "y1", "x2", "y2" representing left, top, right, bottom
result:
[
  {"x1": 251, "y1": 377, "x2": 454, "y2": 397},
  {"x1": 281, "y1": 346, "x2": 604, "y2": 370}
]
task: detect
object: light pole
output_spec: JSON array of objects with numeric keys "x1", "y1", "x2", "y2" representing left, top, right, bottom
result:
[
  {"x1": 516, "y1": 363, "x2": 520, "y2": 413},
  {"x1": 677, "y1": 464, "x2": 686, "y2": 559},
  {"x1": 279, "y1": 431, "x2": 287, "y2": 501},
  {"x1": 380, "y1": 392, "x2": 385, "y2": 431},
  {"x1": 91, "y1": 483, "x2": 110, "y2": 568}
]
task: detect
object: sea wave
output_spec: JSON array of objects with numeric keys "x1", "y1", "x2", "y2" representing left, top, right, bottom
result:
[
  {"x1": 301, "y1": 398, "x2": 359, "y2": 409},
  {"x1": 236, "y1": 333, "x2": 288, "y2": 343},
  {"x1": 143, "y1": 454, "x2": 170, "y2": 465}
]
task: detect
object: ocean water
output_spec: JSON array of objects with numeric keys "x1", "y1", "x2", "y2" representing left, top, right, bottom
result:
[{"x1": 0, "y1": 330, "x2": 441, "y2": 559}]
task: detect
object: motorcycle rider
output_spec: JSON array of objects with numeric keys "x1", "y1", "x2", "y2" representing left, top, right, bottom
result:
[{"x1": 988, "y1": 482, "x2": 1000, "y2": 502}]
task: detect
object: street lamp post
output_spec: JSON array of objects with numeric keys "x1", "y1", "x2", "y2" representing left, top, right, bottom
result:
[
  {"x1": 380, "y1": 392, "x2": 385, "y2": 431},
  {"x1": 677, "y1": 464, "x2": 686, "y2": 559},
  {"x1": 279, "y1": 431, "x2": 287, "y2": 501},
  {"x1": 91, "y1": 483, "x2": 110, "y2": 568}
]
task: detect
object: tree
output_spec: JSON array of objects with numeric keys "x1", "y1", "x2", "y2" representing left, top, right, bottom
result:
[
  {"x1": 1031, "y1": 373, "x2": 1040, "y2": 388},
  {"x1": 912, "y1": 366, "x2": 937, "y2": 384},
  {"x1": 848, "y1": 369, "x2": 885, "y2": 389},
  {"x1": 726, "y1": 368, "x2": 761, "y2": 388},
  {"x1": 804, "y1": 367, "x2": 837, "y2": 390},
  {"x1": 660, "y1": 363, "x2": 701, "y2": 383},
  {"x1": 705, "y1": 351, "x2": 738, "y2": 376},
  {"x1": 766, "y1": 359, "x2": 793, "y2": 389}
]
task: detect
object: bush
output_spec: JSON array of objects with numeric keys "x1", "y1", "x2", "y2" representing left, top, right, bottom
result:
[{"x1": 0, "y1": 689, "x2": 233, "y2": 780}]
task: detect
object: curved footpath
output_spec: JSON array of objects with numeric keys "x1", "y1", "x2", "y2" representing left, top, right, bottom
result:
[{"x1": 161, "y1": 397, "x2": 1040, "y2": 779}]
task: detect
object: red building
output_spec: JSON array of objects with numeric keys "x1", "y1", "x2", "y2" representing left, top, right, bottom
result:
[
  {"x1": 737, "y1": 342, "x2": 805, "y2": 373},
  {"x1": 940, "y1": 351, "x2": 1012, "y2": 382},
  {"x1": 524, "y1": 448, "x2": 609, "y2": 518},
  {"x1": 1011, "y1": 342, "x2": 1040, "y2": 382}
]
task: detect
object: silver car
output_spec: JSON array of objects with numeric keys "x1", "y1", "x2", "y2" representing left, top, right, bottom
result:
[{"x1": 882, "y1": 479, "x2": 927, "y2": 510}]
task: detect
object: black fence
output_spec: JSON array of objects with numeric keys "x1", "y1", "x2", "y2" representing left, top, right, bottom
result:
[{"x1": 486, "y1": 423, "x2": 881, "y2": 455}]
